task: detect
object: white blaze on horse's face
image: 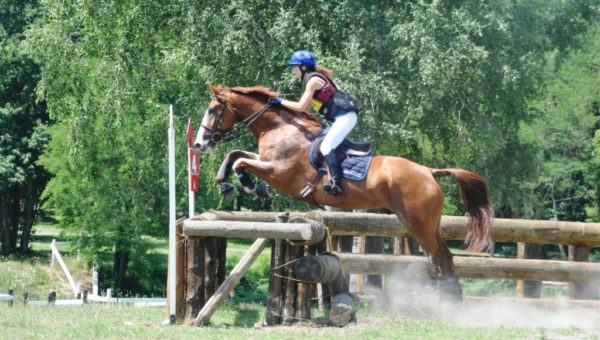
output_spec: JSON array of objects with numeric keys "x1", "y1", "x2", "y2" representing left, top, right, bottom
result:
[{"x1": 194, "y1": 108, "x2": 214, "y2": 153}]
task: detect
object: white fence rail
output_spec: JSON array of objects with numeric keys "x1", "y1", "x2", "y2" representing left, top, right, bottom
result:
[
  {"x1": 50, "y1": 239, "x2": 78, "y2": 296},
  {"x1": 2, "y1": 291, "x2": 165, "y2": 307}
]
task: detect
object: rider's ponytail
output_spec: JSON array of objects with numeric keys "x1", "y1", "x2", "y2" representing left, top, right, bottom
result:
[{"x1": 316, "y1": 66, "x2": 334, "y2": 78}]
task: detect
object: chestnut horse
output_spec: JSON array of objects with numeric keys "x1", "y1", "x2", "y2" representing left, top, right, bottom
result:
[{"x1": 195, "y1": 84, "x2": 493, "y2": 299}]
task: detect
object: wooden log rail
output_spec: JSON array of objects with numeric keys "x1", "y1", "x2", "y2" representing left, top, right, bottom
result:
[
  {"x1": 192, "y1": 210, "x2": 600, "y2": 246},
  {"x1": 183, "y1": 219, "x2": 326, "y2": 245},
  {"x1": 334, "y1": 253, "x2": 600, "y2": 282}
]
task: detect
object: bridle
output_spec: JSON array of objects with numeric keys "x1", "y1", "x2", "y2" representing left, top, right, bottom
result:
[{"x1": 201, "y1": 89, "x2": 273, "y2": 144}]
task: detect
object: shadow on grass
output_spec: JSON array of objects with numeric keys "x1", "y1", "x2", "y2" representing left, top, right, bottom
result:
[
  {"x1": 30, "y1": 234, "x2": 61, "y2": 244},
  {"x1": 233, "y1": 307, "x2": 261, "y2": 327}
]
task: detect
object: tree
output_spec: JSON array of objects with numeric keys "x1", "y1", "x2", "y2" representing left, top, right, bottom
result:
[
  {"x1": 25, "y1": 0, "x2": 599, "y2": 294},
  {"x1": 519, "y1": 25, "x2": 600, "y2": 222},
  {"x1": 0, "y1": 0, "x2": 48, "y2": 255}
]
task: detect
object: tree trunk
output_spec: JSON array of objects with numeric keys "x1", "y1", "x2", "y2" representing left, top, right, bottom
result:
[
  {"x1": 19, "y1": 180, "x2": 36, "y2": 254},
  {"x1": 113, "y1": 225, "x2": 130, "y2": 292},
  {"x1": 1, "y1": 195, "x2": 13, "y2": 255},
  {"x1": 10, "y1": 189, "x2": 20, "y2": 251}
]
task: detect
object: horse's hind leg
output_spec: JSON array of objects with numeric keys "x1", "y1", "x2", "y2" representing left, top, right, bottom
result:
[{"x1": 393, "y1": 192, "x2": 462, "y2": 301}]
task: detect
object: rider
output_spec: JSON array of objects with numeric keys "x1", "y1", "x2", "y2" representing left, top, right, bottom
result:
[{"x1": 270, "y1": 50, "x2": 359, "y2": 196}]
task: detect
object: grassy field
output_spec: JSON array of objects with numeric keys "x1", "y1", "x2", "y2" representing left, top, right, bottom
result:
[
  {"x1": 1, "y1": 224, "x2": 599, "y2": 339},
  {"x1": 2, "y1": 302, "x2": 595, "y2": 339}
]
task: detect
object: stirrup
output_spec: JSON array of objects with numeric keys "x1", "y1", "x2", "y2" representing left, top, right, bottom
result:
[{"x1": 324, "y1": 179, "x2": 342, "y2": 196}]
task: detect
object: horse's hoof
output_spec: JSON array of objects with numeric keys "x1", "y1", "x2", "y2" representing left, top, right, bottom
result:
[
  {"x1": 256, "y1": 182, "x2": 272, "y2": 199},
  {"x1": 438, "y1": 277, "x2": 463, "y2": 302},
  {"x1": 220, "y1": 182, "x2": 235, "y2": 201}
]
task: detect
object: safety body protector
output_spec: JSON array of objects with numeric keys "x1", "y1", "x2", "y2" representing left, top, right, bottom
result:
[{"x1": 304, "y1": 72, "x2": 363, "y2": 121}]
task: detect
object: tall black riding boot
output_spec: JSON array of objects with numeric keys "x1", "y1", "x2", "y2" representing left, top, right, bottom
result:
[{"x1": 323, "y1": 152, "x2": 343, "y2": 196}]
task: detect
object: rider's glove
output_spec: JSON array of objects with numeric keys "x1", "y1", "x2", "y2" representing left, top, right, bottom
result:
[{"x1": 270, "y1": 97, "x2": 283, "y2": 105}]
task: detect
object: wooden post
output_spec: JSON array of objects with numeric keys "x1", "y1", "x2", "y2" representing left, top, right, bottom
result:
[
  {"x1": 48, "y1": 291, "x2": 56, "y2": 306},
  {"x1": 184, "y1": 237, "x2": 204, "y2": 320},
  {"x1": 569, "y1": 245, "x2": 598, "y2": 299},
  {"x1": 8, "y1": 289, "x2": 13, "y2": 307},
  {"x1": 266, "y1": 213, "x2": 289, "y2": 325},
  {"x1": 23, "y1": 292, "x2": 28, "y2": 306},
  {"x1": 83, "y1": 290, "x2": 88, "y2": 304},
  {"x1": 515, "y1": 242, "x2": 525, "y2": 297},
  {"x1": 354, "y1": 236, "x2": 365, "y2": 294},
  {"x1": 266, "y1": 238, "x2": 285, "y2": 325},
  {"x1": 184, "y1": 236, "x2": 227, "y2": 323},
  {"x1": 282, "y1": 243, "x2": 302, "y2": 325},
  {"x1": 296, "y1": 245, "x2": 313, "y2": 322},
  {"x1": 393, "y1": 237, "x2": 401, "y2": 255},
  {"x1": 193, "y1": 238, "x2": 269, "y2": 326},
  {"x1": 337, "y1": 236, "x2": 353, "y2": 293},
  {"x1": 365, "y1": 236, "x2": 384, "y2": 289},
  {"x1": 176, "y1": 220, "x2": 186, "y2": 318},
  {"x1": 516, "y1": 243, "x2": 542, "y2": 298}
]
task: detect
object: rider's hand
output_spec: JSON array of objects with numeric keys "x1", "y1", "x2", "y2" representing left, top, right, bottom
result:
[{"x1": 270, "y1": 97, "x2": 283, "y2": 105}]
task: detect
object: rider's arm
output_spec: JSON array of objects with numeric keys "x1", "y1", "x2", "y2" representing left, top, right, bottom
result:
[{"x1": 279, "y1": 77, "x2": 325, "y2": 112}]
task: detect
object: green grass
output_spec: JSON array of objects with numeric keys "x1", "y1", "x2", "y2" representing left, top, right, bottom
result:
[
  {"x1": 1, "y1": 223, "x2": 597, "y2": 338},
  {"x1": 0, "y1": 303, "x2": 596, "y2": 339}
]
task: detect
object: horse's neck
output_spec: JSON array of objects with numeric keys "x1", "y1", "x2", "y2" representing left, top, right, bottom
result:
[{"x1": 241, "y1": 102, "x2": 321, "y2": 140}]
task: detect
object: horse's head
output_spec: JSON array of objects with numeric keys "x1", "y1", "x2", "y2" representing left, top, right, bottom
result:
[
  {"x1": 195, "y1": 84, "x2": 283, "y2": 153},
  {"x1": 194, "y1": 85, "x2": 240, "y2": 153}
]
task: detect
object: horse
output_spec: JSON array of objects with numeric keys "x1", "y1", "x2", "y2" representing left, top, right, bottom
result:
[{"x1": 194, "y1": 84, "x2": 493, "y2": 299}]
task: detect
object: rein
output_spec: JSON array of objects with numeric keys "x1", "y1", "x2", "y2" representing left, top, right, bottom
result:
[
  {"x1": 222, "y1": 102, "x2": 272, "y2": 142},
  {"x1": 202, "y1": 89, "x2": 273, "y2": 144}
]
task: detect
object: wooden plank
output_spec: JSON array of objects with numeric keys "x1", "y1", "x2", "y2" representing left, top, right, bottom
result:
[
  {"x1": 193, "y1": 238, "x2": 269, "y2": 326},
  {"x1": 183, "y1": 220, "x2": 325, "y2": 245},
  {"x1": 334, "y1": 253, "x2": 600, "y2": 282}
]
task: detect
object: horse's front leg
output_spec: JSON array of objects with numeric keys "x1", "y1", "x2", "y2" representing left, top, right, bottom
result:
[
  {"x1": 216, "y1": 150, "x2": 258, "y2": 184},
  {"x1": 215, "y1": 150, "x2": 259, "y2": 200},
  {"x1": 231, "y1": 157, "x2": 276, "y2": 198},
  {"x1": 216, "y1": 150, "x2": 273, "y2": 199}
]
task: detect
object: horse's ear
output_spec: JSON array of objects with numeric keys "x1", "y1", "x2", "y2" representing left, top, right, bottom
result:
[{"x1": 208, "y1": 84, "x2": 226, "y2": 102}]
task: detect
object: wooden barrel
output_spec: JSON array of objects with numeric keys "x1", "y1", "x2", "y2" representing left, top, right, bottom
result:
[
  {"x1": 329, "y1": 293, "x2": 357, "y2": 327},
  {"x1": 295, "y1": 255, "x2": 341, "y2": 283}
]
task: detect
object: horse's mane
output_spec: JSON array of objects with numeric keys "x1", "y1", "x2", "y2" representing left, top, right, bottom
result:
[
  {"x1": 230, "y1": 85, "x2": 278, "y2": 99},
  {"x1": 225, "y1": 85, "x2": 322, "y2": 126}
]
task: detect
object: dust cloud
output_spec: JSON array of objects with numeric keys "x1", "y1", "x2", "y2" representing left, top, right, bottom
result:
[{"x1": 359, "y1": 264, "x2": 600, "y2": 331}]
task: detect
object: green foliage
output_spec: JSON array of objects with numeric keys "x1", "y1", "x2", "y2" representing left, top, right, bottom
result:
[
  {"x1": 18, "y1": 0, "x2": 600, "y2": 295},
  {"x1": 0, "y1": 0, "x2": 49, "y2": 255},
  {"x1": 226, "y1": 249, "x2": 271, "y2": 303},
  {"x1": 517, "y1": 25, "x2": 600, "y2": 221}
]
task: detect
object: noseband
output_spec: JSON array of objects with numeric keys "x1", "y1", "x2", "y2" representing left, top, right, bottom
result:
[{"x1": 201, "y1": 89, "x2": 272, "y2": 144}]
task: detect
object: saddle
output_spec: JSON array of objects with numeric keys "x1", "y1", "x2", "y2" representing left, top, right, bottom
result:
[{"x1": 308, "y1": 128, "x2": 374, "y2": 182}]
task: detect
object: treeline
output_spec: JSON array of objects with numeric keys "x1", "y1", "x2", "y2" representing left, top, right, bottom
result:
[{"x1": 1, "y1": 0, "x2": 599, "y2": 293}]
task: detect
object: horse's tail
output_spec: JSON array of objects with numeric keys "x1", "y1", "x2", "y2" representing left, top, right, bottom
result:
[{"x1": 431, "y1": 168, "x2": 493, "y2": 252}]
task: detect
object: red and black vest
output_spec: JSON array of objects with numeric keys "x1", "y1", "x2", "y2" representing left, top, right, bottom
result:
[{"x1": 304, "y1": 71, "x2": 337, "y2": 114}]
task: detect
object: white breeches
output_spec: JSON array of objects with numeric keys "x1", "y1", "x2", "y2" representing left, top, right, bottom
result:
[{"x1": 320, "y1": 111, "x2": 357, "y2": 156}]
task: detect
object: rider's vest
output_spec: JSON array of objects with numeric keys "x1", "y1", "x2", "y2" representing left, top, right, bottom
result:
[{"x1": 304, "y1": 72, "x2": 337, "y2": 113}]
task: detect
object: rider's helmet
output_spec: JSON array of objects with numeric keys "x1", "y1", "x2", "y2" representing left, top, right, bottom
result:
[{"x1": 287, "y1": 50, "x2": 317, "y2": 68}]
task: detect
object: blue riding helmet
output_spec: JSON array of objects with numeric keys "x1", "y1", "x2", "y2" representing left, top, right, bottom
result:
[{"x1": 288, "y1": 50, "x2": 316, "y2": 67}]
